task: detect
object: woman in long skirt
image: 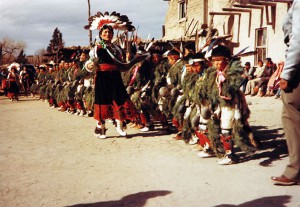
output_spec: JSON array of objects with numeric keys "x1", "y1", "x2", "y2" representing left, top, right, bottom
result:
[
  {"x1": 86, "y1": 25, "x2": 137, "y2": 139},
  {"x1": 7, "y1": 67, "x2": 20, "y2": 101}
]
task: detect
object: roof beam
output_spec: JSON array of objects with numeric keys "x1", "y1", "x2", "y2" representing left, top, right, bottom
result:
[
  {"x1": 250, "y1": 0, "x2": 277, "y2": 6},
  {"x1": 250, "y1": 1, "x2": 277, "y2": 28},
  {"x1": 209, "y1": 12, "x2": 241, "y2": 16},
  {"x1": 250, "y1": 0, "x2": 291, "y2": 3},
  {"x1": 223, "y1": 8, "x2": 252, "y2": 37},
  {"x1": 209, "y1": 12, "x2": 241, "y2": 42},
  {"x1": 233, "y1": 4, "x2": 264, "y2": 27}
]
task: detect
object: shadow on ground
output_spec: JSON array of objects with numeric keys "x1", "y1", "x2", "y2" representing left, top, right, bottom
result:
[
  {"x1": 214, "y1": 195, "x2": 291, "y2": 207},
  {"x1": 66, "y1": 190, "x2": 172, "y2": 207},
  {"x1": 240, "y1": 125, "x2": 288, "y2": 166}
]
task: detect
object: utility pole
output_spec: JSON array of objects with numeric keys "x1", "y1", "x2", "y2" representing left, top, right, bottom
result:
[
  {"x1": 0, "y1": 43, "x2": 3, "y2": 65},
  {"x1": 87, "y1": 0, "x2": 93, "y2": 47}
]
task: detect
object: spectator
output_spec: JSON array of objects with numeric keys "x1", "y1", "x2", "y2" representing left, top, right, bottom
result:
[
  {"x1": 274, "y1": 88, "x2": 281, "y2": 99},
  {"x1": 256, "y1": 58, "x2": 276, "y2": 96},
  {"x1": 240, "y1": 62, "x2": 254, "y2": 93},
  {"x1": 266, "y1": 61, "x2": 284, "y2": 96},
  {"x1": 244, "y1": 60, "x2": 264, "y2": 96},
  {"x1": 20, "y1": 66, "x2": 31, "y2": 97},
  {"x1": 1, "y1": 68, "x2": 9, "y2": 96},
  {"x1": 271, "y1": 0, "x2": 300, "y2": 186}
]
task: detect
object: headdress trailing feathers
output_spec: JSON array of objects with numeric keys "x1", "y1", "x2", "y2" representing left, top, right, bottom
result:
[{"x1": 84, "y1": 11, "x2": 135, "y2": 31}]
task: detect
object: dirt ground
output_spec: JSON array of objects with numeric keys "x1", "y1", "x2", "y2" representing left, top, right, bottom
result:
[{"x1": 0, "y1": 94, "x2": 299, "y2": 207}]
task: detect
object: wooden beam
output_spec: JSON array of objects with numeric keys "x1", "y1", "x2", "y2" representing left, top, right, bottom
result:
[
  {"x1": 189, "y1": 20, "x2": 199, "y2": 37},
  {"x1": 233, "y1": 4, "x2": 264, "y2": 27},
  {"x1": 209, "y1": 12, "x2": 241, "y2": 16},
  {"x1": 209, "y1": 12, "x2": 241, "y2": 43},
  {"x1": 270, "y1": 0, "x2": 291, "y2": 2},
  {"x1": 222, "y1": 8, "x2": 252, "y2": 13},
  {"x1": 223, "y1": 8, "x2": 252, "y2": 37},
  {"x1": 233, "y1": 4, "x2": 264, "y2": 10},
  {"x1": 184, "y1": 18, "x2": 194, "y2": 36},
  {"x1": 250, "y1": 1, "x2": 277, "y2": 28},
  {"x1": 250, "y1": 0, "x2": 293, "y2": 10},
  {"x1": 265, "y1": 5, "x2": 276, "y2": 26},
  {"x1": 251, "y1": 0, "x2": 291, "y2": 3},
  {"x1": 250, "y1": 1, "x2": 277, "y2": 6}
]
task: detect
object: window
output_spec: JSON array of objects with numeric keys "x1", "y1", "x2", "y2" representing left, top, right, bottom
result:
[
  {"x1": 255, "y1": 27, "x2": 267, "y2": 63},
  {"x1": 179, "y1": 0, "x2": 186, "y2": 20}
]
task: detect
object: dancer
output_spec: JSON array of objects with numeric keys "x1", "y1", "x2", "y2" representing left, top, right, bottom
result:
[
  {"x1": 84, "y1": 12, "x2": 140, "y2": 139},
  {"x1": 7, "y1": 66, "x2": 20, "y2": 101},
  {"x1": 197, "y1": 45, "x2": 258, "y2": 164}
]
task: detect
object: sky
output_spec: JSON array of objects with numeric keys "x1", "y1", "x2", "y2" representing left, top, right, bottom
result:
[{"x1": 0, "y1": 0, "x2": 169, "y2": 55}]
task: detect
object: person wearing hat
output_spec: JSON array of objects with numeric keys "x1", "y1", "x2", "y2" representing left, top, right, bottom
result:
[
  {"x1": 244, "y1": 59, "x2": 265, "y2": 96},
  {"x1": 152, "y1": 50, "x2": 174, "y2": 101},
  {"x1": 172, "y1": 52, "x2": 207, "y2": 142},
  {"x1": 29, "y1": 67, "x2": 40, "y2": 98},
  {"x1": 74, "y1": 50, "x2": 90, "y2": 80},
  {"x1": 165, "y1": 49, "x2": 181, "y2": 86},
  {"x1": 167, "y1": 46, "x2": 194, "y2": 89},
  {"x1": 129, "y1": 50, "x2": 166, "y2": 132},
  {"x1": 153, "y1": 49, "x2": 183, "y2": 135},
  {"x1": 74, "y1": 49, "x2": 94, "y2": 116},
  {"x1": 197, "y1": 45, "x2": 258, "y2": 164},
  {"x1": 46, "y1": 61, "x2": 55, "y2": 73},
  {"x1": 36, "y1": 65, "x2": 48, "y2": 100},
  {"x1": 240, "y1": 62, "x2": 254, "y2": 93},
  {"x1": 20, "y1": 66, "x2": 31, "y2": 98}
]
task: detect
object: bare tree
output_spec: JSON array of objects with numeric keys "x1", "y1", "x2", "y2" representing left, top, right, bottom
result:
[
  {"x1": 29, "y1": 48, "x2": 48, "y2": 66},
  {"x1": 0, "y1": 37, "x2": 26, "y2": 64},
  {"x1": 34, "y1": 48, "x2": 47, "y2": 56}
]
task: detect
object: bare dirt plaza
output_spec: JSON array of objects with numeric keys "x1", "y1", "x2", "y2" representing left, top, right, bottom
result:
[{"x1": 0, "y1": 95, "x2": 299, "y2": 207}]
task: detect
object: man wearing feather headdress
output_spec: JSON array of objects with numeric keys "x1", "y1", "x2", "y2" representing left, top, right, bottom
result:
[{"x1": 84, "y1": 11, "x2": 141, "y2": 139}]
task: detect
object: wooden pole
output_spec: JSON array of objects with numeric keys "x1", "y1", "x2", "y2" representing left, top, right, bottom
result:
[
  {"x1": 184, "y1": 18, "x2": 194, "y2": 37},
  {"x1": 87, "y1": 0, "x2": 93, "y2": 47}
]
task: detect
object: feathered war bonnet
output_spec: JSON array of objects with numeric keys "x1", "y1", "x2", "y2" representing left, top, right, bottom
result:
[
  {"x1": 84, "y1": 11, "x2": 135, "y2": 32},
  {"x1": 83, "y1": 11, "x2": 137, "y2": 69}
]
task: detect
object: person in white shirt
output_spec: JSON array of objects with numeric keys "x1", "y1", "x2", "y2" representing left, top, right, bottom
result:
[{"x1": 244, "y1": 60, "x2": 264, "y2": 95}]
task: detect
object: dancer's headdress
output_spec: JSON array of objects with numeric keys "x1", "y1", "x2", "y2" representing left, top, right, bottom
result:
[{"x1": 84, "y1": 11, "x2": 135, "y2": 31}]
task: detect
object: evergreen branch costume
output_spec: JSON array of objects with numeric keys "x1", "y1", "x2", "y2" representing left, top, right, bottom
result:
[
  {"x1": 168, "y1": 59, "x2": 186, "y2": 87},
  {"x1": 202, "y1": 59, "x2": 257, "y2": 156},
  {"x1": 152, "y1": 58, "x2": 170, "y2": 102}
]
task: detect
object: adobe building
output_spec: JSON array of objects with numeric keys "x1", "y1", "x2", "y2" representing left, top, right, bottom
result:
[{"x1": 162, "y1": 0, "x2": 292, "y2": 66}]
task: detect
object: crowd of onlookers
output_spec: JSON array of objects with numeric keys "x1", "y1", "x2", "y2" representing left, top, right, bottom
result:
[{"x1": 241, "y1": 58, "x2": 283, "y2": 99}]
